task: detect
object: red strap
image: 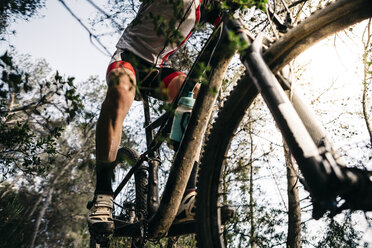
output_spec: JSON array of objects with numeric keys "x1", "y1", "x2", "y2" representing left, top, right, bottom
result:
[
  {"x1": 106, "y1": 61, "x2": 136, "y2": 79},
  {"x1": 162, "y1": 72, "x2": 186, "y2": 88},
  {"x1": 195, "y1": 2, "x2": 201, "y2": 23},
  {"x1": 213, "y1": 16, "x2": 222, "y2": 27}
]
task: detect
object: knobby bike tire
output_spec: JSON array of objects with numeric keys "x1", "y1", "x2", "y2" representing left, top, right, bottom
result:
[
  {"x1": 196, "y1": 0, "x2": 372, "y2": 247},
  {"x1": 117, "y1": 147, "x2": 147, "y2": 248}
]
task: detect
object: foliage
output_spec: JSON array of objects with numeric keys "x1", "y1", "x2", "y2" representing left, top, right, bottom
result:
[
  {"x1": 0, "y1": 50, "x2": 105, "y2": 247},
  {"x1": 0, "y1": 52, "x2": 84, "y2": 178},
  {"x1": 39, "y1": 160, "x2": 95, "y2": 247},
  {"x1": 0, "y1": 0, "x2": 45, "y2": 38},
  {"x1": 101, "y1": 235, "x2": 196, "y2": 248},
  {"x1": 0, "y1": 0, "x2": 369, "y2": 247},
  {"x1": 219, "y1": 107, "x2": 289, "y2": 247},
  {"x1": 0, "y1": 47, "x2": 105, "y2": 246},
  {"x1": 220, "y1": 0, "x2": 267, "y2": 11},
  {"x1": 314, "y1": 214, "x2": 362, "y2": 248},
  {"x1": 0, "y1": 160, "x2": 95, "y2": 247},
  {"x1": 0, "y1": 185, "x2": 39, "y2": 248}
]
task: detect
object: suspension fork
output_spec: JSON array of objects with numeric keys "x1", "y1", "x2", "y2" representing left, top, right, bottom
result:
[
  {"x1": 240, "y1": 34, "x2": 343, "y2": 202},
  {"x1": 276, "y1": 74, "x2": 346, "y2": 166},
  {"x1": 241, "y1": 35, "x2": 372, "y2": 218}
]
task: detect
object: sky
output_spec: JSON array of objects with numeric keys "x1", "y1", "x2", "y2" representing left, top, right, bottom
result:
[{"x1": 0, "y1": 0, "x2": 117, "y2": 82}]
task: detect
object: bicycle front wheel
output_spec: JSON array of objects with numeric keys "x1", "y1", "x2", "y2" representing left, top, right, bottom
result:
[{"x1": 196, "y1": 0, "x2": 372, "y2": 247}]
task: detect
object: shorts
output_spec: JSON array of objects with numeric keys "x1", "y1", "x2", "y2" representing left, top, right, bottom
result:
[{"x1": 106, "y1": 49, "x2": 186, "y2": 100}]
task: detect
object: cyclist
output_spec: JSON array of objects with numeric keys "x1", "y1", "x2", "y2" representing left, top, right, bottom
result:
[{"x1": 88, "y1": 0, "x2": 221, "y2": 234}]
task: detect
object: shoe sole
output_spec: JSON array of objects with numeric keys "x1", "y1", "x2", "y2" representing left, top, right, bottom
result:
[{"x1": 89, "y1": 222, "x2": 114, "y2": 234}]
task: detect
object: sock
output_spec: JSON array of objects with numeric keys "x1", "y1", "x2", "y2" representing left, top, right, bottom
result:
[{"x1": 95, "y1": 162, "x2": 114, "y2": 195}]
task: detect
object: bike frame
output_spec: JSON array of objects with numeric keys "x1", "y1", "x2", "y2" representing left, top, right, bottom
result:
[
  {"x1": 113, "y1": 17, "x2": 228, "y2": 238},
  {"x1": 111, "y1": 13, "x2": 347, "y2": 239}
]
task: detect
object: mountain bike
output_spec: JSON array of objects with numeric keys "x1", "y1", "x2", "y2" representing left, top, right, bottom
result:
[{"x1": 89, "y1": 0, "x2": 372, "y2": 247}]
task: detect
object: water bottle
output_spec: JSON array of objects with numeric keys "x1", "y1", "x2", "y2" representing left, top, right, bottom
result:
[{"x1": 169, "y1": 92, "x2": 195, "y2": 150}]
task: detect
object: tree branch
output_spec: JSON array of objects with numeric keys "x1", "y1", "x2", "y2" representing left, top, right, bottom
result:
[
  {"x1": 362, "y1": 18, "x2": 372, "y2": 144},
  {"x1": 84, "y1": 0, "x2": 122, "y2": 31},
  {"x1": 58, "y1": 0, "x2": 111, "y2": 56}
]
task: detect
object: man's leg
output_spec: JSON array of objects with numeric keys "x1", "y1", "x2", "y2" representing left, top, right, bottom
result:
[
  {"x1": 89, "y1": 66, "x2": 136, "y2": 233},
  {"x1": 96, "y1": 67, "x2": 136, "y2": 179}
]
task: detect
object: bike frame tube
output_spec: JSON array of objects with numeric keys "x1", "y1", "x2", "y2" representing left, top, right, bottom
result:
[
  {"x1": 244, "y1": 35, "x2": 319, "y2": 158},
  {"x1": 148, "y1": 16, "x2": 235, "y2": 238},
  {"x1": 139, "y1": 20, "x2": 225, "y2": 154}
]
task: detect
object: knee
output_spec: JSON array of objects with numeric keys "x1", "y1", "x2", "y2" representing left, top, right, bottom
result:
[
  {"x1": 167, "y1": 74, "x2": 186, "y2": 101},
  {"x1": 103, "y1": 69, "x2": 136, "y2": 110},
  {"x1": 167, "y1": 76, "x2": 200, "y2": 102}
]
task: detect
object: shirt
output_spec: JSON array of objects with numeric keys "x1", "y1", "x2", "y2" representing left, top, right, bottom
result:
[{"x1": 116, "y1": 0, "x2": 202, "y2": 67}]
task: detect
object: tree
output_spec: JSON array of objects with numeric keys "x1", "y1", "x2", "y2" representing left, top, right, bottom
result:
[
  {"x1": 0, "y1": 184, "x2": 40, "y2": 247},
  {"x1": 0, "y1": 0, "x2": 45, "y2": 39},
  {"x1": 284, "y1": 144, "x2": 301, "y2": 248},
  {"x1": 0, "y1": 52, "x2": 102, "y2": 247},
  {"x1": 315, "y1": 214, "x2": 361, "y2": 248},
  {"x1": 0, "y1": 52, "x2": 83, "y2": 178},
  {"x1": 362, "y1": 18, "x2": 372, "y2": 144}
]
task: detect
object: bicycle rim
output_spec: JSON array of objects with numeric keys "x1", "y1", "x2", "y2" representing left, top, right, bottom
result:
[{"x1": 196, "y1": 0, "x2": 372, "y2": 247}]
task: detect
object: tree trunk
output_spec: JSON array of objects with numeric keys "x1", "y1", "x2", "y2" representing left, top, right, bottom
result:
[
  {"x1": 29, "y1": 187, "x2": 54, "y2": 248},
  {"x1": 249, "y1": 160, "x2": 256, "y2": 248},
  {"x1": 362, "y1": 19, "x2": 372, "y2": 144},
  {"x1": 28, "y1": 135, "x2": 92, "y2": 248},
  {"x1": 248, "y1": 109, "x2": 256, "y2": 248},
  {"x1": 284, "y1": 143, "x2": 301, "y2": 248}
]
